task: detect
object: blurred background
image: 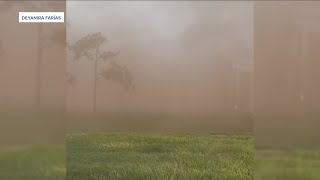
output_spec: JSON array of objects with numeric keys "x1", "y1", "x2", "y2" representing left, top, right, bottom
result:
[{"x1": 66, "y1": 1, "x2": 254, "y2": 135}]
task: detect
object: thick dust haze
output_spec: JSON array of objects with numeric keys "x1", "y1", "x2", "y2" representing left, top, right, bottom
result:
[
  {"x1": 0, "y1": 1, "x2": 66, "y2": 145},
  {"x1": 66, "y1": 1, "x2": 254, "y2": 113},
  {"x1": 0, "y1": 1, "x2": 66, "y2": 111},
  {"x1": 1, "y1": 2, "x2": 320, "y2": 179},
  {"x1": 254, "y1": 1, "x2": 320, "y2": 148}
]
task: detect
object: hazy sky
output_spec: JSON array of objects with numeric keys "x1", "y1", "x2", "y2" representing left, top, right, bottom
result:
[{"x1": 66, "y1": 1, "x2": 254, "y2": 112}]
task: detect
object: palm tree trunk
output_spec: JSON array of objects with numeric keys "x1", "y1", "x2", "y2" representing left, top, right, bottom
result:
[
  {"x1": 298, "y1": 31, "x2": 306, "y2": 110},
  {"x1": 233, "y1": 63, "x2": 238, "y2": 112},
  {"x1": 93, "y1": 49, "x2": 98, "y2": 113},
  {"x1": 35, "y1": 23, "x2": 43, "y2": 111},
  {"x1": 250, "y1": 71, "x2": 254, "y2": 113}
]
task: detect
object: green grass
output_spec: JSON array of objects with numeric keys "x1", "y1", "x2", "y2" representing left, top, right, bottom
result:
[
  {"x1": 0, "y1": 146, "x2": 66, "y2": 180},
  {"x1": 67, "y1": 133, "x2": 254, "y2": 180},
  {"x1": 2, "y1": 134, "x2": 316, "y2": 180},
  {"x1": 255, "y1": 149, "x2": 320, "y2": 180}
]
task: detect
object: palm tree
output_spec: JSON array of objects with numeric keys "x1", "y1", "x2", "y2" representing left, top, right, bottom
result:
[{"x1": 70, "y1": 32, "x2": 134, "y2": 112}]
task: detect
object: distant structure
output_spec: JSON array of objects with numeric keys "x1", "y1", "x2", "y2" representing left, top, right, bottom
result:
[
  {"x1": 232, "y1": 60, "x2": 254, "y2": 113},
  {"x1": 295, "y1": 19, "x2": 320, "y2": 112},
  {"x1": 255, "y1": 2, "x2": 320, "y2": 113},
  {"x1": 254, "y1": 2, "x2": 320, "y2": 148}
]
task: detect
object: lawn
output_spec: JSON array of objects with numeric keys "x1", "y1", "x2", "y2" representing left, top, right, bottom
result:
[
  {"x1": 2, "y1": 134, "x2": 317, "y2": 180},
  {"x1": 66, "y1": 133, "x2": 254, "y2": 180},
  {"x1": 1, "y1": 112, "x2": 319, "y2": 179},
  {"x1": 255, "y1": 149, "x2": 320, "y2": 180},
  {"x1": 0, "y1": 146, "x2": 66, "y2": 180}
]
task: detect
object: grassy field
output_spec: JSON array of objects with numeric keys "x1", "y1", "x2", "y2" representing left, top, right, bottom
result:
[
  {"x1": 67, "y1": 133, "x2": 254, "y2": 180},
  {"x1": 1, "y1": 134, "x2": 318, "y2": 180},
  {"x1": 0, "y1": 146, "x2": 66, "y2": 180},
  {"x1": 255, "y1": 149, "x2": 320, "y2": 180},
  {"x1": 1, "y1": 111, "x2": 319, "y2": 179}
]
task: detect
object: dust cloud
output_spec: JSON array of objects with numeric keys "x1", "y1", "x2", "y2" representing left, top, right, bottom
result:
[
  {"x1": 1, "y1": 2, "x2": 319, "y2": 179},
  {"x1": 255, "y1": 1, "x2": 320, "y2": 148},
  {"x1": 0, "y1": 1, "x2": 66, "y2": 145},
  {"x1": 66, "y1": 1, "x2": 254, "y2": 114}
]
